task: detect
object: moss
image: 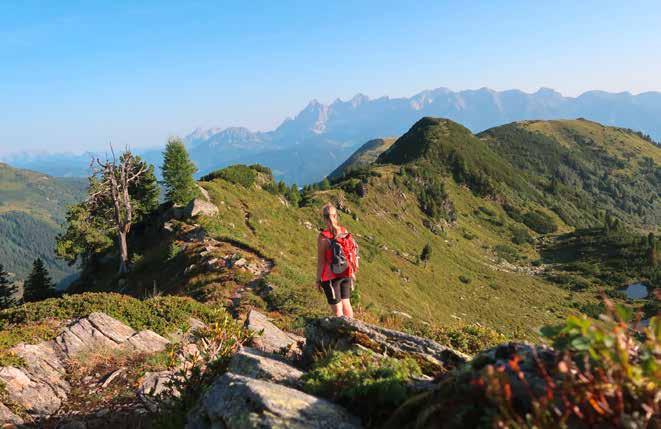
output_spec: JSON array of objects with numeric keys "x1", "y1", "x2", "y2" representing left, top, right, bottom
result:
[{"x1": 303, "y1": 350, "x2": 422, "y2": 427}]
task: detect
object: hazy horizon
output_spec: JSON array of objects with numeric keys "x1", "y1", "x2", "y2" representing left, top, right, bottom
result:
[{"x1": 2, "y1": 1, "x2": 660, "y2": 155}]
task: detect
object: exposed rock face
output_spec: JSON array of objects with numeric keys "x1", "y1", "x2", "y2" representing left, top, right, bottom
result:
[
  {"x1": 184, "y1": 198, "x2": 219, "y2": 218},
  {"x1": 245, "y1": 310, "x2": 304, "y2": 355},
  {"x1": 0, "y1": 402, "x2": 24, "y2": 425},
  {"x1": 227, "y1": 347, "x2": 304, "y2": 388},
  {"x1": 304, "y1": 317, "x2": 469, "y2": 375},
  {"x1": 186, "y1": 373, "x2": 361, "y2": 429},
  {"x1": 0, "y1": 312, "x2": 170, "y2": 419},
  {"x1": 137, "y1": 371, "x2": 178, "y2": 413}
]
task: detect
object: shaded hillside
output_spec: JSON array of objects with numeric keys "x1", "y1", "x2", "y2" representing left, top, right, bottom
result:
[
  {"x1": 0, "y1": 163, "x2": 86, "y2": 282},
  {"x1": 328, "y1": 138, "x2": 396, "y2": 180}
]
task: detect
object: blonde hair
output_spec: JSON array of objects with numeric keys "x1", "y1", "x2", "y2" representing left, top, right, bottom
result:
[{"x1": 322, "y1": 203, "x2": 340, "y2": 235}]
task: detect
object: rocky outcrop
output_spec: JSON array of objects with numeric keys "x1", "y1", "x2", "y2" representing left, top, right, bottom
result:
[
  {"x1": 304, "y1": 317, "x2": 469, "y2": 375},
  {"x1": 245, "y1": 310, "x2": 304, "y2": 356},
  {"x1": 227, "y1": 347, "x2": 304, "y2": 388},
  {"x1": 184, "y1": 198, "x2": 219, "y2": 218},
  {"x1": 186, "y1": 373, "x2": 361, "y2": 429},
  {"x1": 0, "y1": 312, "x2": 170, "y2": 420}
]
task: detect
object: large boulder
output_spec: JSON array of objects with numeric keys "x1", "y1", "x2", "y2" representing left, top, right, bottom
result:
[
  {"x1": 304, "y1": 317, "x2": 469, "y2": 375},
  {"x1": 186, "y1": 372, "x2": 362, "y2": 429},
  {"x1": 245, "y1": 310, "x2": 304, "y2": 355},
  {"x1": 184, "y1": 198, "x2": 219, "y2": 218},
  {"x1": 227, "y1": 347, "x2": 304, "y2": 388}
]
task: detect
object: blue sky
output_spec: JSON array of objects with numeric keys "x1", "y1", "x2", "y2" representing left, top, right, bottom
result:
[{"x1": 1, "y1": 0, "x2": 660, "y2": 154}]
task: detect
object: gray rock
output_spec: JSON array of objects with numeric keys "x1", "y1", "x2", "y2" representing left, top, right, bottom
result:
[
  {"x1": 304, "y1": 317, "x2": 469, "y2": 375},
  {"x1": 227, "y1": 347, "x2": 304, "y2": 388},
  {"x1": 0, "y1": 366, "x2": 63, "y2": 416},
  {"x1": 137, "y1": 370, "x2": 177, "y2": 412},
  {"x1": 126, "y1": 330, "x2": 170, "y2": 353},
  {"x1": 0, "y1": 402, "x2": 24, "y2": 425},
  {"x1": 185, "y1": 198, "x2": 219, "y2": 218},
  {"x1": 186, "y1": 373, "x2": 361, "y2": 429},
  {"x1": 87, "y1": 312, "x2": 136, "y2": 343},
  {"x1": 245, "y1": 310, "x2": 303, "y2": 355}
]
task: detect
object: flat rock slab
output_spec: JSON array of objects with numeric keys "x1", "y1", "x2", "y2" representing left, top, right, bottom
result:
[
  {"x1": 227, "y1": 347, "x2": 304, "y2": 388},
  {"x1": 305, "y1": 317, "x2": 469, "y2": 375},
  {"x1": 126, "y1": 330, "x2": 170, "y2": 353},
  {"x1": 186, "y1": 372, "x2": 362, "y2": 429},
  {"x1": 245, "y1": 310, "x2": 303, "y2": 355},
  {"x1": 0, "y1": 366, "x2": 63, "y2": 416}
]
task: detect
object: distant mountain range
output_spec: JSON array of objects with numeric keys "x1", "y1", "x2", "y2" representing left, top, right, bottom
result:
[{"x1": 3, "y1": 87, "x2": 661, "y2": 184}]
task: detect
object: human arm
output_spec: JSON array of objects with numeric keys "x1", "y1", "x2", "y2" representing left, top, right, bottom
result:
[{"x1": 316, "y1": 233, "x2": 326, "y2": 291}]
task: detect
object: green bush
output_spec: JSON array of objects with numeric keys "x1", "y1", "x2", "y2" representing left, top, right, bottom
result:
[
  {"x1": 510, "y1": 226, "x2": 533, "y2": 245},
  {"x1": 522, "y1": 210, "x2": 557, "y2": 234},
  {"x1": 407, "y1": 323, "x2": 506, "y2": 355},
  {"x1": 0, "y1": 292, "x2": 227, "y2": 336},
  {"x1": 494, "y1": 244, "x2": 519, "y2": 263},
  {"x1": 458, "y1": 275, "x2": 471, "y2": 284},
  {"x1": 303, "y1": 350, "x2": 421, "y2": 427},
  {"x1": 200, "y1": 165, "x2": 258, "y2": 188}
]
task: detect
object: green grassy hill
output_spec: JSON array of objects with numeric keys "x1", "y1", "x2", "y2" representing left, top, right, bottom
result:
[
  {"x1": 0, "y1": 163, "x2": 87, "y2": 283},
  {"x1": 65, "y1": 117, "x2": 659, "y2": 341},
  {"x1": 328, "y1": 137, "x2": 396, "y2": 180}
]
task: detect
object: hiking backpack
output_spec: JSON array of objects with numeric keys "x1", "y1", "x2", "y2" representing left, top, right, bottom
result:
[{"x1": 329, "y1": 232, "x2": 359, "y2": 277}]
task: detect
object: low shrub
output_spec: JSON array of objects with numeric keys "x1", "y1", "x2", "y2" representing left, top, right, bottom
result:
[
  {"x1": 522, "y1": 210, "x2": 557, "y2": 234},
  {"x1": 510, "y1": 226, "x2": 533, "y2": 245},
  {"x1": 303, "y1": 350, "x2": 421, "y2": 427},
  {"x1": 200, "y1": 164, "x2": 258, "y2": 188},
  {"x1": 458, "y1": 275, "x2": 471, "y2": 284},
  {"x1": 494, "y1": 244, "x2": 520, "y2": 263}
]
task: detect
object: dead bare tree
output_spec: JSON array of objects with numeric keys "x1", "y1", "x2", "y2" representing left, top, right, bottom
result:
[{"x1": 88, "y1": 146, "x2": 146, "y2": 274}]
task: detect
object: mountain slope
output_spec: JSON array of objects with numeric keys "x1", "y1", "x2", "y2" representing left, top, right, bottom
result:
[
  {"x1": 0, "y1": 163, "x2": 86, "y2": 283},
  {"x1": 5, "y1": 87, "x2": 661, "y2": 184},
  {"x1": 328, "y1": 138, "x2": 396, "y2": 180}
]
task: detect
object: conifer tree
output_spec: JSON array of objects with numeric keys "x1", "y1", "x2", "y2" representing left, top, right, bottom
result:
[
  {"x1": 277, "y1": 180, "x2": 287, "y2": 194},
  {"x1": 161, "y1": 138, "x2": 198, "y2": 205},
  {"x1": 320, "y1": 178, "x2": 331, "y2": 190},
  {"x1": 23, "y1": 258, "x2": 55, "y2": 302},
  {"x1": 0, "y1": 264, "x2": 18, "y2": 309},
  {"x1": 286, "y1": 184, "x2": 301, "y2": 207}
]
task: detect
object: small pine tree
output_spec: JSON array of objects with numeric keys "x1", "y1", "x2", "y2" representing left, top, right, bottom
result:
[
  {"x1": 320, "y1": 178, "x2": 331, "y2": 190},
  {"x1": 23, "y1": 258, "x2": 55, "y2": 303},
  {"x1": 420, "y1": 243, "x2": 433, "y2": 267},
  {"x1": 277, "y1": 180, "x2": 287, "y2": 194},
  {"x1": 0, "y1": 264, "x2": 18, "y2": 309},
  {"x1": 161, "y1": 138, "x2": 198, "y2": 205},
  {"x1": 286, "y1": 184, "x2": 301, "y2": 207}
]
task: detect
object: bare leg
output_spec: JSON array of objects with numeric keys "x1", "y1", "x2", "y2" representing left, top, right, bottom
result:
[
  {"x1": 341, "y1": 299, "x2": 353, "y2": 318},
  {"x1": 331, "y1": 303, "x2": 343, "y2": 317}
]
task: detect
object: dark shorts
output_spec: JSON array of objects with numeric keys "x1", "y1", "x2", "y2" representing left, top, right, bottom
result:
[{"x1": 321, "y1": 278, "x2": 353, "y2": 305}]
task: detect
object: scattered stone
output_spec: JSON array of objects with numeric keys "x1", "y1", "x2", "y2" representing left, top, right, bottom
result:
[
  {"x1": 245, "y1": 310, "x2": 304, "y2": 355},
  {"x1": 304, "y1": 317, "x2": 468, "y2": 375},
  {"x1": 186, "y1": 373, "x2": 361, "y2": 429},
  {"x1": 101, "y1": 368, "x2": 125, "y2": 389},
  {"x1": 184, "y1": 198, "x2": 219, "y2": 218},
  {"x1": 303, "y1": 221, "x2": 314, "y2": 230},
  {"x1": 233, "y1": 258, "x2": 248, "y2": 268},
  {"x1": 227, "y1": 347, "x2": 304, "y2": 388},
  {"x1": 138, "y1": 370, "x2": 178, "y2": 412}
]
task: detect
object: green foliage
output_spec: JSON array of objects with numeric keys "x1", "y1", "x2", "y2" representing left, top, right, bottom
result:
[
  {"x1": 22, "y1": 258, "x2": 55, "y2": 303},
  {"x1": 0, "y1": 264, "x2": 18, "y2": 309},
  {"x1": 0, "y1": 292, "x2": 227, "y2": 336},
  {"x1": 522, "y1": 210, "x2": 557, "y2": 234},
  {"x1": 201, "y1": 164, "x2": 259, "y2": 188},
  {"x1": 420, "y1": 243, "x2": 432, "y2": 264},
  {"x1": 510, "y1": 226, "x2": 532, "y2": 245},
  {"x1": 319, "y1": 177, "x2": 331, "y2": 190},
  {"x1": 303, "y1": 350, "x2": 422, "y2": 427},
  {"x1": 161, "y1": 138, "x2": 198, "y2": 205},
  {"x1": 404, "y1": 322, "x2": 507, "y2": 355},
  {"x1": 285, "y1": 184, "x2": 302, "y2": 206},
  {"x1": 458, "y1": 275, "x2": 471, "y2": 284},
  {"x1": 398, "y1": 165, "x2": 456, "y2": 222},
  {"x1": 55, "y1": 201, "x2": 113, "y2": 267},
  {"x1": 494, "y1": 244, "x2": 520, "y2": 263}
]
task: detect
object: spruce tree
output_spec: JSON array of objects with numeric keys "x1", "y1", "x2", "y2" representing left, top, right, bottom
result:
[
  {"x1": 320, "y1": 178, "x2": 331, "y2": 190},
  {"x1": 23, "y1": 258, "x2": 55, "y2": 302},
  {"x1": 0, "y1": 264, "x2": 18, "y2": 309},
  {"x1": 286, "y1": 184, "x2": 301, "y2": 207},
  {"x1": 161, "y1": 138, "x2": 198, "y2": 205}
]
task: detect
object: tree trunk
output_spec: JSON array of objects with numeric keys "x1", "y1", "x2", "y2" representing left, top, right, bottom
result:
[{"x1": 118, "y1": 231, "x2": 129, "y2": 274}]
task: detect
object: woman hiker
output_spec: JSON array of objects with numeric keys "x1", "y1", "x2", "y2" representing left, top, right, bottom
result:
[{"x1": 316, "y1": 203, "x2": 359, "y2": 318}]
